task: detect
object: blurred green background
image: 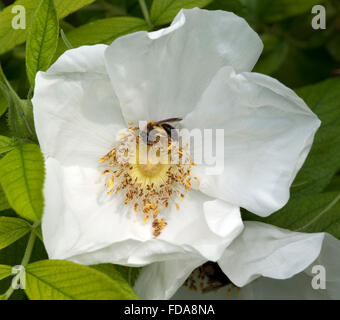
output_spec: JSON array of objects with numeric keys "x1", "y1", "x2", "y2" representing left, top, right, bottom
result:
[{"x1": 0, "y1": 0, "x2": 339, "y2": 105}]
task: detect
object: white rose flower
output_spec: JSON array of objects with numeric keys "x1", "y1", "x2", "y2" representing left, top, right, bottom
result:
[
  {"x1": 32, "y1": 8, "x2": 320, "y2": 299},
  {"x1": 172, "y1": 222, "x2": 340, "y2": 300}
]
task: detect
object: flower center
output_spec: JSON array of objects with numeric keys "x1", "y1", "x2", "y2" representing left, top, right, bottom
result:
[
  {"x1": 99, "y1": 122, "x2": 197, "y2": 237},
  {"x1": 129, "y1": 145, "x2": 170, "y2": 187},
  {"x1": 138, "y1": 162, "x2": 163, "y2": 176},
  {"x1": 185, "y1": 262, "x2": 237, "y2": 295}
]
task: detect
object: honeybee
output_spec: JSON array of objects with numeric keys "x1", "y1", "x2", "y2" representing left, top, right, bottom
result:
[{"x1": 141, "y1": 118, "x2": 182, "y2": 146}]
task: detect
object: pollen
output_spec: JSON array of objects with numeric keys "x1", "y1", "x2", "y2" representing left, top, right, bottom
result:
[
  {"x1": 99, "y1": 123, "x2": 196, "y2": 237},
  {"x1": 152, "y1": 218, "x2": 167, "y2": 237}
]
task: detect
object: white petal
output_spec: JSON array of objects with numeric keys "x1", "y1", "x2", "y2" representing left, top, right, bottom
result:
[
  {"x1": 42, "y1": 157, "x2": 140, "y2": 263},
  {"x1": 42, "y1": 158, "x2": 243, "y2": 266},
  {"x1": 227, "y1": 268, "x2": 339, "y2": 299},
  {"x1": 32, "y1": 45, "x2": 126, "y2": 167},
  {"x1": 104, "y1": 8, "x2": 263, "y2": 123},
  {"x1": 203, "y1": 199, "x2": 243, "y2": 238},
  {"x1": 174, "y1": 233, "x2": 340, "y2": 300},
  {"x1": 155, "y1": 195, "x2": 243, "y2": 262},
  {"x1": 173, "y1": 273, "x2": 334, "y2": 300},
  {"x1": 182, "y1": 67, "x2": 320, "y2": 216},
  {"x1": 134, "y1": 258, "x2": 205, "y2": 300},
  {"x1": 217, "y1": 221, "x2": 326, "y2": 287}
]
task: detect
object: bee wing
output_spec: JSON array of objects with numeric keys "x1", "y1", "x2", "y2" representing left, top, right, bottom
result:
[{"x1": 154, "y1": 118, "x2": 182, "y2": 125}]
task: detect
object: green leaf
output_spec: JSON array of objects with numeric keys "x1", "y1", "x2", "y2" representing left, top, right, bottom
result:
[
  {"x1": 8, "y1": 99, "x2": 36, "y2": 140},
  {"x1": 54, "y1": 16, "x2": 148, "y2": 59},
  {"x1": 0, "y1": 232, "x2": 47, "y2": 297},
  {"x1": 325, "y1": 175, "x2": 340, "y2": 192},
  {"x1": 253, "y1": 35, "x2": 289, "y2": 75},
  {"x1": 0, "y1": 186, "x2": 10, "y2": 211},
  {"x1": 0, "y1": 265, "x2": 12, "y2": 281},
  {"x1": 0, "y1": 67, "x2": 36, "y2": 140},
  {"x1": 273, "y1": 46, "x2": 335, "y2": 88},
  {"x1": 25, "y1": 260, "x2": 138, "y2": 300},
  {"x1": 0, "y1": 135, "x2": 18, "y2": 154},
  {"x1": 0, "y1": 144, "x2": 45, "y2": 222},
  {"x1": 0, "y1": 90, "x2": 8, "y2": 118},
  {"x1": 0, "y1": 0, "x2": 96, "y2": 55},
  {"x1": 150, "y1": 0, "x2": 212, "y2": 26},
  {"x1": 0, "y1": 117, "x2": 11, "y2": 138},
  {"x1": 92, "y1": 264, "x2": 141, "y2": 287},
  {"x1": 243, "y1": 192, "x2": 340, "y2": 239},
  {"x1": 291, "y1": 78, "x2": 340, "y2": 195},
  {"x1": 0, "y1": 216, "x2": 31, "y2": 250},
  {"x1": 26, "y1": 0, "x2": 59, "y2": 86},
  {"x1": 0, "y1": 233, "x2": 46, "y2": 267},
  {"x1": 33, "y1": 224, "x2": 43, "y2": 242}
]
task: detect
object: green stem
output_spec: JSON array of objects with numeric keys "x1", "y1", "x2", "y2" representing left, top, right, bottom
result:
[
  {"x1": 21, "y1": 223, "x2": 38, "y2": 266},
  {"x1": 3, "y1": 285, "x2": 14, "y2": 300},
  {"x1": 138, "y1": 0, "x2": 153, "y2": 30},
  {"x1": 60, "y1": 28, "x2": 73, "y2": 49},
  {"x1": 4, "y1": 222, "x2": 39, "y2": 300}
]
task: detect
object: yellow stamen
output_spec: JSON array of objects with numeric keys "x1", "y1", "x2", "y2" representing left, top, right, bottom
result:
[{"x1": 100, "y1": 124, "x2": 195, "y2": 237}]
